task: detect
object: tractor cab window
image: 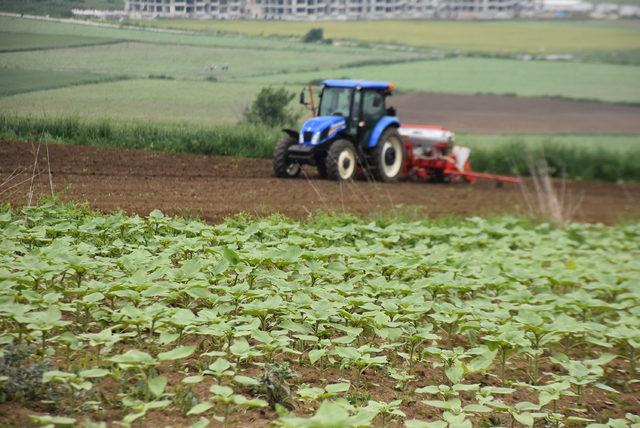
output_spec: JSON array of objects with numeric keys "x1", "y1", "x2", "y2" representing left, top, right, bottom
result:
[
  {"x1": 319, "y1": 87, "x2": 352, "y2": 118},
  {"x1": 362, "y1": 91, "x2": 386, "y2": 125}
]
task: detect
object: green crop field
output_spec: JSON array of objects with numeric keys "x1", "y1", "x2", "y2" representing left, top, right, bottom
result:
[
  {"x1": 0, "y1": 0, "x2": 124, "y2": 17},
  {"x1": 247, "y1": 58, "x2": 640, "y2": 104},
  {"x1": 0, "y1": 79, "x2": 274, "y2": 124},
  {"x1": 132, "y1": 19, "x2": 640, "y2": 54},
  {"x1": 0, "y1": 31, "x2": 117, "y2": 52},
  {"x1": 0, "y1": 202, "x2": 639, "y2": 427},
  {"x1": 0, "y1": 68, "x2": 123, "y2": 96},
  {"x1": 0, "y1": 41, "x2": 421, "y2": 82},
  {"x1": 0, "y1": 16, "x2": 399, "y2": 52}
]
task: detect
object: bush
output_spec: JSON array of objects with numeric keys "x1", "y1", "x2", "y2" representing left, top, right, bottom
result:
[
  {"x1": 243, "y1": 87, "x2": 300, "y2": 128},
  {"x1": 0, "y1": 344, "x2": 54, "y2": 403},
  {"x1": 302, "y1": 28, "x2": 324, "y2": 43}
]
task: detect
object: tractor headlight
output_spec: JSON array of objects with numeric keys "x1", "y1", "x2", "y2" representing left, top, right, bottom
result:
[
  {"x1": 311, "y1": 132, "x2": 320, "y2": 145},
  {"x1": 299, "y1": 133, "x2": 304, "y2": 144}
]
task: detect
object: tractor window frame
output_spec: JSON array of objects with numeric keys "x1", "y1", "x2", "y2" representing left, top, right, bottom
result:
[
  {"x1": 361, "y1": 90, "x2": 387, "y2": 126},
  {"x1": 318, "y1": 86, "x2": 354, "y2": 118}
]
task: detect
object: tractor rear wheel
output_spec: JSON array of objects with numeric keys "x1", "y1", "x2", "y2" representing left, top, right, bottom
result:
[
  {"x1": 273, "y1": 138, "x2": 301, "y2": 178},
  {"x1": 369, "y1": 128, "x2": 405, "y2": 182},
  {"x1": 325, "y1": 139, "x2": 357, "y2": 181}
]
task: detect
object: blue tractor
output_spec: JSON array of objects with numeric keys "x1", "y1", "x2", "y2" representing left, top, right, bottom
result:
[{"x1": 273, "y1": 80, "x2": 406, "y2": 182}]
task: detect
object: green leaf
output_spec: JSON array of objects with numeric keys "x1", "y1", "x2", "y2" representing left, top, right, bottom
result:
[
  {"x1": 210, "y1": 384, "x2": 234, "y2": 397},
  {"x1": 158, "y1": 345, "x2": 196, "y2": 361},
  {"x1": 79, "y1": 368, "x2": 110, "y2": 378},
  {"x1": 595, "y1": 383, "x2": 619, "y2": 394},
  {"x1": 233, "y1": 375, "x2": 260, "y2": 386},
  {"x1": 182, "y1": 375, "x2": 205, "y2": 384},
  {"x1": 325, "y1": 382, "x2": 350, "y2": 394},
  {"x1": 222, "y1": 247, "x2": 241, "y2": 265},
  {"x1": 513, "y1": 412, "x2": 535, "y2": 427},
  {"x1": 30, "y1": 415, "x2": 76, "y2": 426},
  {"x1": 463, "y1": 403, "x2": 492, "y2": 413},
  {"x1": 188, "y1": 418, "x2": 210, "y2": 428},
  {"x1": 208, "y1": 358, "x2": 232, "y2": 374},
  {"x1": 229, "y1": 338, "x2": 251, "y2": 356},
  {"x1": 187, "y1": 402, "x2": 214, "y2": 416},
  {"x1": 148, "y1": 375, "x2": 167, "y2": 398},
  {"x1": 445, "y1": 363, "x2": 464, "y2": 384},
  {"x1": 309, "y1": 349, "x2": 327, "y2": 364},
  {"x1": 108, "y1": 349, "x2": 156, "y2": 368}
]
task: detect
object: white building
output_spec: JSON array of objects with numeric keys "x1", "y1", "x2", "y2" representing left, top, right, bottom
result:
[{"x1": 124, "y1": 0, "x2": 539, "y2": 19}]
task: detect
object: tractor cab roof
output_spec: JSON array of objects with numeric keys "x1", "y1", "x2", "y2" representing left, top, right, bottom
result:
[{"x1": 322, "y1": 80, "x2": 396, "y2": 92}]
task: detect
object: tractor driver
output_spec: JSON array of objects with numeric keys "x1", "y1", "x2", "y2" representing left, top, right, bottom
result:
[{"x1": 362, "y1": 91, "x2": 387, "y2": 126}]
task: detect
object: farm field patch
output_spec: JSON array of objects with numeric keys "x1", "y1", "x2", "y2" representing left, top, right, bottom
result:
[
  {"x1": 247, "y1": 58, "x2": 640, "y2": 104},
  {"x1": 0, "y1": 41, "x2": 419, "y2": 81},
  {"x1": 0, "y1": 201, "x2": 638, "y2": 426},
  {"x1": 2, "y1": 141, "x2": 639, "y2": 222},
  {"x1": 134, "y1": 19, "x2": 640, "y2": 53},
  {"x1": 393, "y1": 92, "x2": 640, "y2": 134},
  {"x1": 0, "y1": 67, "x2": 119, "y2": 96},
  {"x1": 0, "y1": 15, "x2": 401, "y2": 52},
  {"x1": 0, "y1": 0, "x2": 125, "y2": 17},
  {"x1": 0, "y1": 31, "x2": 117, "y2": 52},
  {"x1": 0, "y1": 79, "x2": 272, "y2": 124}
]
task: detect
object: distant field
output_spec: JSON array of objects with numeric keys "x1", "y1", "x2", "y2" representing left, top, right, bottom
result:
[
  {"x1": 0, "y1": 16, "x2": 396, "y2": 52},
  {"x1": 248, "y1": 58, "x2": 640, "y2": 104},
  {"x1": 0, "y1": 79, "x2": 275, "y2": 124},
  {"x1": 0, "y1": 40, "x2": 421, "y2": 81},
  {"x1": 0, "y1": 0, "x2": 124, "y2": 17},
  {"x1": 0, "y1": 14, "x2": 639, "y2": 152},
  {"x1": 0, "y1": 67, "x2": 121, "y2": 96},
  {"x1": 133, "y1": 19, "x2": 640, "y2": 53},
  {"x1": 0, "y1": 31, "x2": 118, "y2": 52}
]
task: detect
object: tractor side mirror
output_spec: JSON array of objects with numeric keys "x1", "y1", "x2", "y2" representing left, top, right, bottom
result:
[{"x1": 299, "y1": 89, "x2": 307, "y2": 105}]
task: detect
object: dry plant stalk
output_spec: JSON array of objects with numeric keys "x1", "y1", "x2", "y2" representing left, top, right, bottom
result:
[{"x1": 520, "y1": 157, "x2": 584, "y2": 224}]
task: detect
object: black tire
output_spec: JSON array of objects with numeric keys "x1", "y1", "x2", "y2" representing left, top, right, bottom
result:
[
  {"x1": 368, "y1": 128, "x2": 405, "y2": 182},
  {"x1": 325, "y1": 139, "x2": 357, "y2": 181},
  {"x1": 273, "y1": 138, "x2": 301, "y2": 178},
  {"x1": 317, "y1": 160, "x2": 328, "y2": 179}
]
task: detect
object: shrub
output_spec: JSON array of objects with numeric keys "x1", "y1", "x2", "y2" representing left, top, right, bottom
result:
[
  {"x1": 302, "y1": 28, "x2": 324, "y2": 43},
  {"x1": 243, "y1": 87, "x2": 300, "y2": 128}
]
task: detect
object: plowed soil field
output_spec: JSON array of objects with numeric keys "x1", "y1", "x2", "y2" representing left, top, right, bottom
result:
[
  {"x1": 1, "y1": 141, "x2": 639, "y2": 224},
  {"x1": 393, "y1": 93, "x2": 640, "y2": 134}
]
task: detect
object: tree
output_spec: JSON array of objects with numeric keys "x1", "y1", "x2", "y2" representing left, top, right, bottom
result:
[
  {"x1": 243, "y1": 87, "x2": 300, "y2": 128},
  {"x1": 302, "y1": 28, "x2": 324, "y2": 43}
]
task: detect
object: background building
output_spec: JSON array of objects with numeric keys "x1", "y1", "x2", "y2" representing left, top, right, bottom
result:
[{"x1": 124, "y1": 0, "x2": 540, "y2": 19}]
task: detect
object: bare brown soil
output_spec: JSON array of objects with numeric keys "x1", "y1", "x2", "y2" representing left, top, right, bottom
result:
[
  {"x1": 393, "y1": 93, "x2": 640, "y2": 134},
  {"x1": 1, "y1": 140, "x2": 639, "y2": 224}
]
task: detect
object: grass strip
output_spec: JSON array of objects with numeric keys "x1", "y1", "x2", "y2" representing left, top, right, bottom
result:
[{"x1": 1, "y1": 114, "x2": 638, "y2": 181}]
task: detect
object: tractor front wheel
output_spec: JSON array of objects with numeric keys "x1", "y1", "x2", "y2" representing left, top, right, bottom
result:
[
  {"x1": 273, "y1": 138, "x2": 301, "y2": 178},
  {"x1": 325, "y1": 140, "x2": 357, "y2": 181},
  {"x1": 369, "y1": 128, "x2": 405, "y2": 182}
]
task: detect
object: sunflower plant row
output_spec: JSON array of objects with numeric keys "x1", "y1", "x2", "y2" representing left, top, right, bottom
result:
[{"x1": 0, "y1": 202, "x2": 638, "y2": 427}]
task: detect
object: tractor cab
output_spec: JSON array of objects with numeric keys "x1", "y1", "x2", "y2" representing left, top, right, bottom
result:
[{"x1": 273, "y1": 80, "x2": 405, "y2": 181}]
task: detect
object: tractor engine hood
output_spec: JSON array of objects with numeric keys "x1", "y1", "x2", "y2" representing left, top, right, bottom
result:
[{"x1": 299, "y1": 116, "x2": 346, "y2": 146}]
